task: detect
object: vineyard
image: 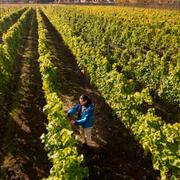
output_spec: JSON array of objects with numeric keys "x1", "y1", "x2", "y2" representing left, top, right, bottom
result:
[{"x1": 0, "y1": 4, "x2": 179, "y2": 180}]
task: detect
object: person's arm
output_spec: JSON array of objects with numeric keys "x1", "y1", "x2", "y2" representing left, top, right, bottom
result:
[
  {"x1": 74, "y1": 107, "x2": 93, "y2": 125},
  {"x1": 67, "y1": 104, "x2": 80, "y2": 117},
  {"x1": 74, "y1": 114, "x2": 88, "y2": 125}
]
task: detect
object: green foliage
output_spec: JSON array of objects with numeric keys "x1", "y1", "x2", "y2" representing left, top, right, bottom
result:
[
  {"x1": 42, "y1": 6, "x2": 180, "y2": 179},
  {"x1": 0, "y1": 8, "x2": 26, "y2": 38},
  {"x1": 0, "y1": 8, "x2": 33, "y2": 107},
  {"x1": 37, "y1": 9, "x2": 88, "y2": 180}
]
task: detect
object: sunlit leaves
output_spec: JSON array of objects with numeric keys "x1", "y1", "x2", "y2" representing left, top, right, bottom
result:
[{"x1": 37, "y1": 10, "x2": 88, "y2": 180}]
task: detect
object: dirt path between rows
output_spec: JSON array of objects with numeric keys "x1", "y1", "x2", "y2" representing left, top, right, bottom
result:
[
  {"x1": 0, "y1": 10, "x2": 51, "y2": 179},
  {"x1": 41, "y1": 11, "x2": 160, "y2": 180}
]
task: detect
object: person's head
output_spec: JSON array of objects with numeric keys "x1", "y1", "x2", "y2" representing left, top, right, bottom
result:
[{"x1": 79, "y1": 94, "x2": 92, "y2": 107}]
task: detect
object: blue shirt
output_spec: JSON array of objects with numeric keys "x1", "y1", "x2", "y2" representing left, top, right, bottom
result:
[{"x1": 67, "y1": 103, "x2": 94, "y2": 128}]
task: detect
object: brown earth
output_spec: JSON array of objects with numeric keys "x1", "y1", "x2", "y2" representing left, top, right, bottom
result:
[
  {"x1": 0, "y1": 10, "x2": 51, "y2": 180},
  {"x1": 40, "y1": 11, "x2": 161, "y2": 180}
]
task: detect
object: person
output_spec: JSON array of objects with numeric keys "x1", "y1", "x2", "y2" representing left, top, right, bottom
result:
[{"x1": 67, "y1": 95, "x2": 96, "y2": 147}]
